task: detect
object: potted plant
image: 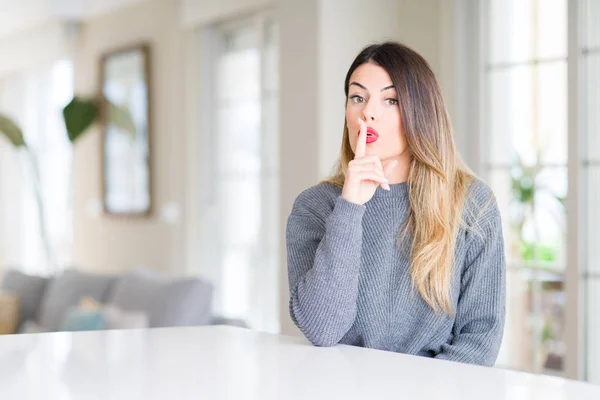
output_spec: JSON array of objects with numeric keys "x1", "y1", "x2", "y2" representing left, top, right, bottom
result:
[
  {"x1": 0, "y1": 97, "x2": 134, "y2": 272},
  {"x1": 0, "y1": 114, "x2": 56, "y2": 270}
]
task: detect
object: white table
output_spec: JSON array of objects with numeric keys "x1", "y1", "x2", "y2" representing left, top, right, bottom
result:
[{"x1": 0, "y1": 326, "x2": 598, "y2": 399}]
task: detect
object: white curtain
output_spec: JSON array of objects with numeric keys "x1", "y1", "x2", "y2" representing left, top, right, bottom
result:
[
  {"x1": 199, "y1": 15, "x2": 280, "y2": 333},
  {"x1": 0, "y1": 60, "x2": 74, "y2": 275}
]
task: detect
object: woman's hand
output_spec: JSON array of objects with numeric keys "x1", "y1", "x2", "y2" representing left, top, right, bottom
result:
[{"x1": 341, "y1": 119, "x2": 398, "y2": 205}]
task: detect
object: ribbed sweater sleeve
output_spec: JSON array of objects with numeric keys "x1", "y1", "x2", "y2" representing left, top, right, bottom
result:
[
  {"x1": 434, "y1": 198, "x2": 507, "y2": 366},
  {"x1": 286, "y1": 194, "x2": 365, "y2": 347}
]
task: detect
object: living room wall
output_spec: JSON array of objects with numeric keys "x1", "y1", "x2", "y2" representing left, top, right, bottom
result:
[{"x1": 73, "y1": 0, "x2": 187, "y2": 274}]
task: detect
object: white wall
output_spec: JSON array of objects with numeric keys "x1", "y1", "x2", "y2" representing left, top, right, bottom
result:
[
  {"x1": 180, "y1": 0, "x2": 274, "y2": 26},
  {"x1": 0, "y1": 22, "x2": 72, "y2": 77},
  {"x1": 72, "y1": 0, "x2": 187, "y2": 274},
  {"x1": 0, "y1": 21, "x2": 74, "y2": 78}
]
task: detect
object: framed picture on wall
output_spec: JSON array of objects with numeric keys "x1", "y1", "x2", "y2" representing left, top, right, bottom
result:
[{"x1": 99, "y1": 43, "x2": 152, "y2": 217}]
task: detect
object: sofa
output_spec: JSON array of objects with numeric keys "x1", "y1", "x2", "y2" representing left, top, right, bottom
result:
[{"x1": 0, "y1": 268, "x2": 246, "y2": 334}]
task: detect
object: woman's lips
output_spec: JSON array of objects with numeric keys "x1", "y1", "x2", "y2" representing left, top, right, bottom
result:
[{"x1": 366, "y1": 127, "x2": 379, "y2": 144}]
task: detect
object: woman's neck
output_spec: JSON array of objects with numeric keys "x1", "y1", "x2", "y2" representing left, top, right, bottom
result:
[{"x1": 382, "y1": 154, "x2": 412, "y2": 184}]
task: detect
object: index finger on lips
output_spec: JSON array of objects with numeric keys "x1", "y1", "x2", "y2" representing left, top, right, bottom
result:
[{"x1": 354, "y1": 118, "x2": 367, "y2": 159}]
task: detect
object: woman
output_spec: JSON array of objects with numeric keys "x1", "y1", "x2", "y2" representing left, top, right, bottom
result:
[{"x1": 285, "y1": 42, "x2": 506, "y2": 367}]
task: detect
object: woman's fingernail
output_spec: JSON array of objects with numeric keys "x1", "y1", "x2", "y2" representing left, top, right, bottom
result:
[{"x1": 384, "y1": 184, "x2": 391, "y2": 190}]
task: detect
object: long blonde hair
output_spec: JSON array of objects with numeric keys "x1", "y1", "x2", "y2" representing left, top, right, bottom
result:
[{"x1": 325, "y1": 42, "x2": 478, "y2": 315}]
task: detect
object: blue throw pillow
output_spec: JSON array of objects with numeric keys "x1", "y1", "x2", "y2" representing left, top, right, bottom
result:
[{"x1": 59, "y1": 308, "x2": 106, "y2": 332}]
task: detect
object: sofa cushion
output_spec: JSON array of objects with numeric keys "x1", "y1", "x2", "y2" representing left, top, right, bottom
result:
[
  {"x1": 59, "y1": 307, "x2": 106, "y2": 332},
  {"x1": 0, "y1": 269, "x2": 48, "y2": 328},
  {"x1": 36, "y1": 270, "x2": 115, "y2": 331},
  {"x1": 104, "y1": 306, "x2": 149, "y2": 330},
  {"x1": 78, "y1": 296, "x2": 149, "y2": 330},
  {"x1": 106, "y1": 271, "x2": 213, "y2": 328},
  {"x1": 17, "y1": 320, "x2": 48, "y2": 334}
]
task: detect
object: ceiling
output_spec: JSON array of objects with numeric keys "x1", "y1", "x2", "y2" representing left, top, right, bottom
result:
[{"x1": 0, "y1": 0, "x2": 147, "y2": 38}]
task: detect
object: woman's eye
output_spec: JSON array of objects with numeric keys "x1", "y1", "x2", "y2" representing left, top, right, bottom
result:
[
  {"x1": 349, "y1": 95, "x2": 365, "y2": 104},
  {"x1": 386, "y1": 98, "x2": 399, "y2": 106}
]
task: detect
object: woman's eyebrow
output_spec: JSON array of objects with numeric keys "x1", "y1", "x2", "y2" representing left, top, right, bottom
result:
[
  {"x1": 349, "y1": 82, "x2": 368, "y2": 91},
  {"x1": 349, "y1": 82, "x2": 395, "y2": 92}
]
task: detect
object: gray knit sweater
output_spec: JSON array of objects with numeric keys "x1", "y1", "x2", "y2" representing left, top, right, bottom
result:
[{"x1": 285, "y1": 179, "x2": 506, "y2": 366}]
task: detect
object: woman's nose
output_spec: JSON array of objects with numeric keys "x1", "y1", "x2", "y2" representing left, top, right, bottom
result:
[{"x1": 362, "y1": 100, "x2": 378, "y2": 121}]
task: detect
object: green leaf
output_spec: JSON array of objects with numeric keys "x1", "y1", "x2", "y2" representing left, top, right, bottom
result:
[
  {"x1": 0, "y1": 113, "x2": 26, "y2": 147},
  {"x1": 107, "y1": 100, "x2": 136, "y2": 141},
  {"x1": 62, "y1": 96, "x2": 137, "y2": 143},
  {"x1": 519, "y1": 240, "x2": 558, "y2": 263},
  {"x1": 63, "y1": 97, "x2": 98, "y2": 144},
  {"x1": 541, "y1": 319, "x2": 556, "y2": 343}
]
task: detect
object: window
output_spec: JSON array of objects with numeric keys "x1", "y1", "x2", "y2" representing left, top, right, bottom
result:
[
  {"x1": 482, "y1": 0, "x2": 568, "y2": 374},
  {"x1": 200, "y1": 14, "x2": 279, "y2": 333},
  {"x1": 580, "y1": 0, "x2": 600, "y2": 385},
  {"x1": 0, "y1": 60, "x2": 74, "y2": 275}
]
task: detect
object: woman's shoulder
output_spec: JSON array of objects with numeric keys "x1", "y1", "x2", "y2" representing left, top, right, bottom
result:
[
  {"x1": 290, "y1": 181, "x2": 342, "y2": 219},
  {"x1": 462, "y1": 176, "x2": 501, "y2": 228},
  {"x1": 465, "y1": 176, "x2": 494, "y2": 204}
]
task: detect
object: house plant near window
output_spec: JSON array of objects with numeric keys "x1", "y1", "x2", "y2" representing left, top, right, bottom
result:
[{"x1": 0, "y1": 97, "x2": 134, "y2": 272}]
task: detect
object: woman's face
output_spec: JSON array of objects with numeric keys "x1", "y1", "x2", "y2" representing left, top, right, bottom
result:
[{"x1": 345, "y1": 62, "x2": 408, "y2": 161}]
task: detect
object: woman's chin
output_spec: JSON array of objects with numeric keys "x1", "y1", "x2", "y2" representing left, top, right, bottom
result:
[{"x1": 364, "y1": 147, "x2": 380, "y2": 156}]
